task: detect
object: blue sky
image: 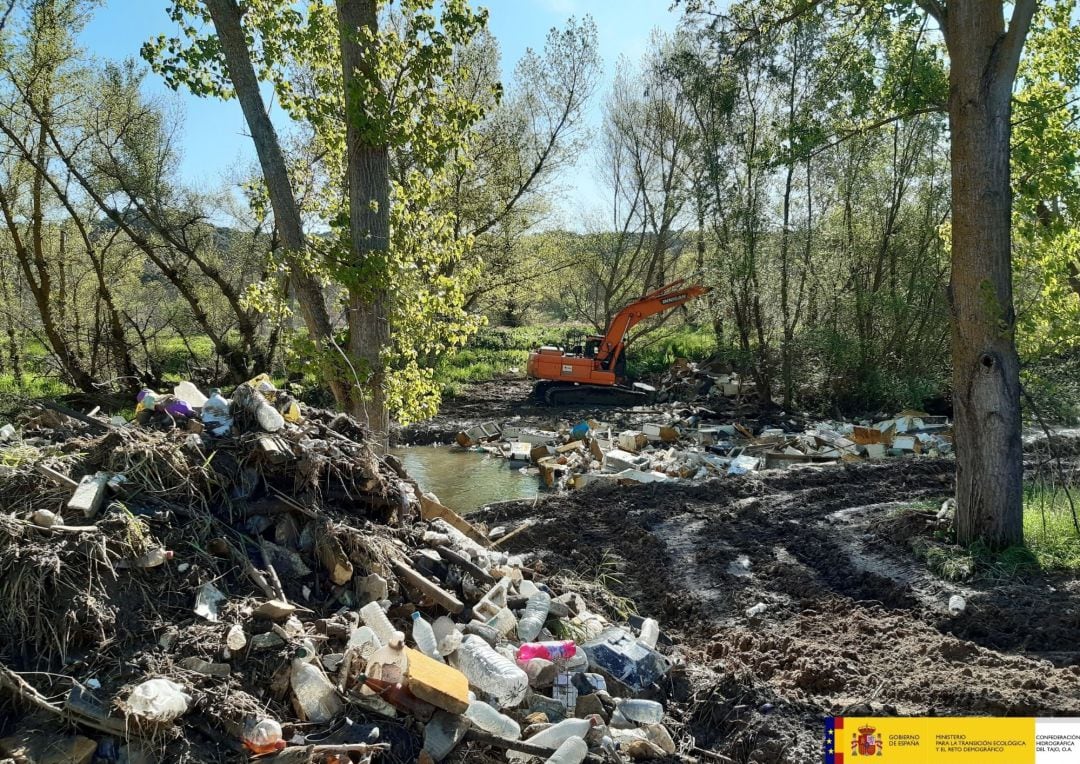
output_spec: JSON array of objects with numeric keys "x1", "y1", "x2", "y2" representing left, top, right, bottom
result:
[{"x1": 77, "y1": 0, "x2": 682, "y2": 222}]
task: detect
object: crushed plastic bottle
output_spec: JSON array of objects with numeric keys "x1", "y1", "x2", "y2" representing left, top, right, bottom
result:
[
  {"x1": 517, "y1": 590, "x2": 551, "y2": 642},
  {"x1": 347, "y1": 625, "x2": 380, "y2": 660},
  {"x1": 506, "y1": 718, "x2": 591, "y2": 762},
  {"x1": 360, "y1": 601, "x2": 399, "y2": 647},
  {"x1": 486, "y1": 606, "x2": 518, "y2": 637},
  {"x1": 173, "y1": 381, "x2": 208, "y2": 408},
  {"x1": 201, "y1": 388, "x2": 233, "y2": 436},
  {"x1": 449, "y1": 635, "x2": 528, "y2": 709},
  {"x1": 517, "y1": 640, "x2": 576, "y2": 662},
  {"x1": 243, "y1": 718, "x2": 284, "y2": 754},
  {"x1": 412, "y1": 612, "x2": 444, "y2": 663},
  {"x1": 465, "y1": 693, "x2": 521, "y2": 739},
  {"x1": 544, "y1": 736, "x2": 588, "y2": 764},
  {"x1": 433, "y1": 616, "x2": 463, "y2": 656},
  {"x1": 290, "y1": 644, "x2": 343, "y2": 723},
  {"x1": 637, "y1": 618, "x2": 659, "y2": 649},
  {"x1": 948, "y1": 594, "x2": 966, "y2": 615},
  {"x1": 126, "y1": 678, "x2": 191, "y2": 722}
]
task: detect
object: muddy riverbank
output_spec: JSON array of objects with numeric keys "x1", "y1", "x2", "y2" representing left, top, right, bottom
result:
[{"x1": 472, "y1": 459, "x2": 1080, "y2": 762}]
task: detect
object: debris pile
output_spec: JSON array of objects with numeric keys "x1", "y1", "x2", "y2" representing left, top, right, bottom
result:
[
  {"x1": 458, "y1": 409, "x2": 953, "y2": 491},
  {"x1": 651, "y1": 358, "x2": 755, "y2": 404},
  {"x1": 0, "y1": 386, "x2": 678, "y2": 763}
]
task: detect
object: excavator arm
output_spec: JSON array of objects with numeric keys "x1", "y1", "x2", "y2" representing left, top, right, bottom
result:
[{"x1": 594, "y1": 279, "x2": 711, "y2": 370}]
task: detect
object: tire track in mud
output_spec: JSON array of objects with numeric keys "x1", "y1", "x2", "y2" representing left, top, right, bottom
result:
[{"x1": 479, "y1": 457, "x2": 1080, "y2": 763}]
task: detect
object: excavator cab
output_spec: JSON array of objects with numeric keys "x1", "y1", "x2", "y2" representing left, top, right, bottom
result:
[{"x1": 527, "y1": 280, "x2": 711, "y2": 406}]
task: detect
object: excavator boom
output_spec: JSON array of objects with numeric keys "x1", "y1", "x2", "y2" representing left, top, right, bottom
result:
[{"x1": 526, "y1": 279, "x2": 711, "y2": 405}]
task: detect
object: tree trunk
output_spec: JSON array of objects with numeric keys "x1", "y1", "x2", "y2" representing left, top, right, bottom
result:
[
  {"x1": 337, "y1": 0, "x2": 391, "y2": 447},
  {"x1": 204, "y1": 0, "x2": 345, "y2": 401},
  {"x1": 944, "y1": 0, "x2": 1031, "y2": 548}
]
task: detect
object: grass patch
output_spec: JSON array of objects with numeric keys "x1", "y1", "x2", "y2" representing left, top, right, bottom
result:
[
  {"x1": 0, "y1": 373, "x2": 72, "y2": 399},
  {"x1": 626, "y1": 326, "x2": 717, "y2": 378},
  {"x1": 907, "y1": 483, "x2": 1080, "y2": 580},
  {"x1": 434, "y1": 326, "x2": 588, "y2": 397},
  {"x1": 1023, "y1": 482, "x2": 1080, "y2": 571}
]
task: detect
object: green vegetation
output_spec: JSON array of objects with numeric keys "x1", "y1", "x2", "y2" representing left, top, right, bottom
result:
[
  {"x1": 1023, "y1": 483, "x2": 1080, "y2": 570},
  {"x1": 910, "y1": 484, "x2": 1080, "y2": 581}
]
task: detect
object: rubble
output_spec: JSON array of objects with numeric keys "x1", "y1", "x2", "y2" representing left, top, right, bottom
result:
[
  {"x1": 0, "y1": 387, "x2": 679, "y2": 763},
  {"x1": 451, "y1": 397, "x2": 953, "y2": 494}
]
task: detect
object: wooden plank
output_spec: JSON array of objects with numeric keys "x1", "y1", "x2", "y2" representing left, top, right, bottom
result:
[
  {"x1": 34, "y1": 463, "x2": 78, "y2": 490},
  {"x1": 392, "y1": 561, "x2": 464, "y2": 614},
  {"x1": 419, "y1": 495, "x2": 489, "y2": 547}
]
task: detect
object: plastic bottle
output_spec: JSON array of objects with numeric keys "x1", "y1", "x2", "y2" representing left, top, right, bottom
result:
[
  {"x1": 360, "y1": 601, "x2": 399, "y2": 647},
  {"x1": 505, "y1": 718, "x2": 591, "y2": 762},
  {"x1": 234, "y1": 381, "x2": 284, "y2": 432},
  {"x1": 448, "y1": 635, "x2": 529, "y2": 709},
  {"x1": 616, "y1": 698, "x2": 664, "y2": 724},
  {"x1": 433, "y1": 616, "x2": 462, "y2": 656},
  {"x1": 243, "y1": 718, "x2": 284, "y2": 754},
  {"x1": 347, "y1": 625, "x2": 380, "y2": 658},
  {"x1": 116, "y1": 548, "x2": 173, "y2": 569},
  {"x1": 290, "y1": 645, "x2": 343, "y2": 723},
  {"x1": 411, "y1": 612, "x2": 444, "y2": 663},
  {"x1": 201, "y1": 389, "x2": 233, "y2": 436},
  {"x1": 517, "y1": 590, "x2": 551, "y2": 642},
  {"x1": 638, "y1": 618, "x2": 659, "y2": 649},
  {"x1": 463, "y1": 621, "x2": 501, "y2": 647},
  {"x1": 486, "y1": 607, "x2": 518, "y2": 637},
  {"x1": 465, "y1": 694, "x2": 521, "y2": 740},
  {"x1": 517, "y1": 641, "x2": 576, "y2": 662},
  {"x1": 544, "y1": 736, "x2": 588, "y2": 764}
]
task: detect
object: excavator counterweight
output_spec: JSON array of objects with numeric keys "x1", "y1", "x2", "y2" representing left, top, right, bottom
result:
[{"x1": 526, "y1": 279, "x2": 710, "y2": 406}]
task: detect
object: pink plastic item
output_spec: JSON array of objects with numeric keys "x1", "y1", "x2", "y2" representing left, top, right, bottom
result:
[{"x1": 516, "y1": 640, "x2": 577, "y2": 662}]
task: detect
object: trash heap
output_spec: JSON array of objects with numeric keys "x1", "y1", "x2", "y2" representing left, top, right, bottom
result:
[
  {"x1": 457, "y1": 409, "x2": 953, "y2": 491},
  {"x1": 0, "y1": 383, "x2": 677, "y2": 763},
  {"x1": 650, "y1": 358, "x2": 754, "y2": 404}
]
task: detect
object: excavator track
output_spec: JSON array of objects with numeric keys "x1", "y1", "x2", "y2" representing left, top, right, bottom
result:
[{"x1": 534, "y1": 382, "x2": 649, "y2": 407}]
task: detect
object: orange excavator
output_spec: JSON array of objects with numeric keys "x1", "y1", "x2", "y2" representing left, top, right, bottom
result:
[{"x1": 526, "y1": 279, "x2": 711, "y2": 405}]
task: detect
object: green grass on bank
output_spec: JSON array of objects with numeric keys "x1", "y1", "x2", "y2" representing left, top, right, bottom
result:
[
  {"x1": 1023, "y1": 483, "x2": 1080, "y2": 571},
  {"x1": 912, "y1": 483, "x2": 1080, "y2": 580}
]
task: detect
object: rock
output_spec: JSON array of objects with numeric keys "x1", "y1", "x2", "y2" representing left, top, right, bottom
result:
[
  {"x1": 316, "y1": 532, "x2": 353, "y2": 585},
  {"x1": 625, "y1": 739, "x2": 666, "y2": 760},
  {"x1": 524, "y1": 711, "x2": 550, "y2": 726},
  {"x1": 254, "y1": 599, "x2": 296, "y2": 621},
  {"x1": 249, "y1": 632, "x2": 286, "y2": 651},
  {"x1": 575, "y1": 692, "x2": 607, "y2": 721},
  {"x1": 522, "y1": 722, "x2": 552, "y2": 739},
  {"x1": 30, "y1": 509, "x2": 57, "y2": 527}
]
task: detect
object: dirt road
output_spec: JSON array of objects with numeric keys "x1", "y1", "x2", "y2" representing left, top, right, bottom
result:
[{"x1": 476, "y1": 459, "x2": 1080, "y2": 763}]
